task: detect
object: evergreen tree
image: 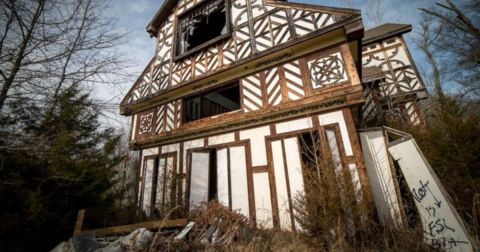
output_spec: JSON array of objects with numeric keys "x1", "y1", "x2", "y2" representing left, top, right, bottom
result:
[{"x1": 0, "y1": 88, "x2": 125, "y2": 252}]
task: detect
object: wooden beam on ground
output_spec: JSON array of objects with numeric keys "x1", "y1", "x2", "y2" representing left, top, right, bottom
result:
[
  {"x1": 73, "y1": 209, "x2": 86, "y2": 236},
  {"x1": 77, "y1": 218, "x2": 188, "y2": 237}
]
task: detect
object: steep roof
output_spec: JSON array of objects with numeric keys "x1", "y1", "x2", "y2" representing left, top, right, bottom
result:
[{"x1": 363, "y1": 23, "x2": 411, "y2": 45}]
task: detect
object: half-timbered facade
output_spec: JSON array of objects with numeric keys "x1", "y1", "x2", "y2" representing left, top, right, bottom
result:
[
  {"x1": 361, "y1": 24, "x2": 428, "y2": 126},
  {"x1": 120, "y1": 0, "x2": 378, "y2": 231}
]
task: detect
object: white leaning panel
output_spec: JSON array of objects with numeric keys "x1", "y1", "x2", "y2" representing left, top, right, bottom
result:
[
  {"x1": 389, "y1": 139, "x2": 475, "y2": 252},
  {"x1": 359, "y1": 130, "x2": 402, "y2": 226}
]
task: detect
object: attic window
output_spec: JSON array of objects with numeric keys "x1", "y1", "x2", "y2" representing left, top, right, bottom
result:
[
  {"x1": 176, "y1": 0, "x2": 230, "y2": 57},
  {"x1": 183, "y1": 82, "x2": 240, "y2": 123}
]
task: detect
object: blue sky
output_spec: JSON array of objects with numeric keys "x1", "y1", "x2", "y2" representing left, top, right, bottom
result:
[{"x1": 100, "y1": 0, "x2": 440, "y2": 128}]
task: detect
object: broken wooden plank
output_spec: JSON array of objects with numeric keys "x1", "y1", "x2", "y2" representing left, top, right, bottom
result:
[
  {"x1": 73, "y1": 209, "x2": 86, "y2": 236},
  {"x1": 77, "y1": 218, "x2": 188, "y2": 237}
]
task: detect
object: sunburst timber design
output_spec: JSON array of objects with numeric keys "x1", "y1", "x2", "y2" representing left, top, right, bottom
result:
[
  {"x1": 282, "y1": 60, "x2": 305, "y2": 100},
  {"x1": 265, "y1": 67, "x2": 282, "y2": 106},
  {"x1": 241, "y1": 74, "x2": 264, "y2": 112},
  {"x1": 308, "y1": 52, "x2": 348, "y2": 89},
  {"x1": 139, "y1": 112, "x2": 154, "y2": 135}
]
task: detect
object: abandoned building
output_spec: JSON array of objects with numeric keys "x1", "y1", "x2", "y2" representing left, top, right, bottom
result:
[{"x1": 119, "y1": 0, "x2": 431, "y2": 231}]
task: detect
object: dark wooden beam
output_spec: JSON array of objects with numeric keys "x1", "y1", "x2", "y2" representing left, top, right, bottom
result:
[{"x1": 76, "y1": 218, "x2": 188, "y2": 237}]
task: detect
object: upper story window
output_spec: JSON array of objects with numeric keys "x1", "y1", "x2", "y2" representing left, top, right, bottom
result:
[
  {"x1": 176, "y1": 0, "x2": 231, "y2": 58},
  {"x1": 183, "y1": 82, "x2": 240, "y2": 123}
]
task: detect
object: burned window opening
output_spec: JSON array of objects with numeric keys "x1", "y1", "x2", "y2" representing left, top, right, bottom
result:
[
  {"x1": 176, "y1": 0, "x2": 228, "y2": 56},
  {"x1": 183, "y1": 82, "x2": 240, "y2": 123}
]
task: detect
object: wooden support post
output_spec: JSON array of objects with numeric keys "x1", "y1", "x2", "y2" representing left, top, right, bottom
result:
[{"x1": 73, "y1": 209, "x2": 85, "y2": 236}]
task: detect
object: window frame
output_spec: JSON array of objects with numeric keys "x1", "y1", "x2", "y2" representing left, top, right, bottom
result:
[
  {"x1": 173, "y1": 0, "x2": 232, "y2": 61},
  {"x1": 182, "y1": 80, "x2": 241, "y2": 123}
]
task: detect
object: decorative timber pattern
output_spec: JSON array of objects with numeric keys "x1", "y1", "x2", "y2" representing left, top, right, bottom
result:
[
  {"x1": 139, "y1": 112, "x2": 154, "y2": 135},
  {"x1": 283, "y1": 60, "x2": 305, "y2": 100},
  {"x1": 308, "y1": 52, "x2": 348, "y2": 89},
  {"x1": 362, "y1": 37, "x2": 424, "y2": 97},
  {"x1": 239, "y1": 49, "x2": 348, "y2": 112},
  {"x1": 361, "y1": 86, "x2": 376, "y2": 122},
  {"x1": 265, "y1": 67, "x2": 282, "y2": 106},
  {"x1": 142, "y1": 100, "x2": 182, "y2": 137},
  {"x1": 122, "y1": 0, "x2": 354, "y2": 106},
  {"x1": 136, "y1": 47, "x2": 352, "y2": 138},
  {"x1": 360, "y1": 35, "x2": 426, "y2": 126},
  {"x1": 242, "y1": 74, "x2": 264, "y2": 112},
  {"x1": 405, "y1": 101, "x2": 420, "y2": 125}
]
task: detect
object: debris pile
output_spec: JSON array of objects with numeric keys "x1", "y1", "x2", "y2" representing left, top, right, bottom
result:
[
  {"x1": 149, "y1": 201, "x2": 256, "y2": 251},
  {"x1": 51, "y1": 228, "x2": 153, "y2": 252}
]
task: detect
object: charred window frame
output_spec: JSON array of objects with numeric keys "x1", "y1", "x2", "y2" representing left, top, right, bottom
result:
[
  {"x1": 183, "y1": 81, "x2": 241, "y2": 123},
  {"x1": 175, "y1": 0, "x2": 231, "y2": 60}
]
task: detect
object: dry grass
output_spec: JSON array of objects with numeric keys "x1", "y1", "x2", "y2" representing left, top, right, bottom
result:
[{"x1": 144, "y1": 200, "x2": 432, "y2": 252}]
